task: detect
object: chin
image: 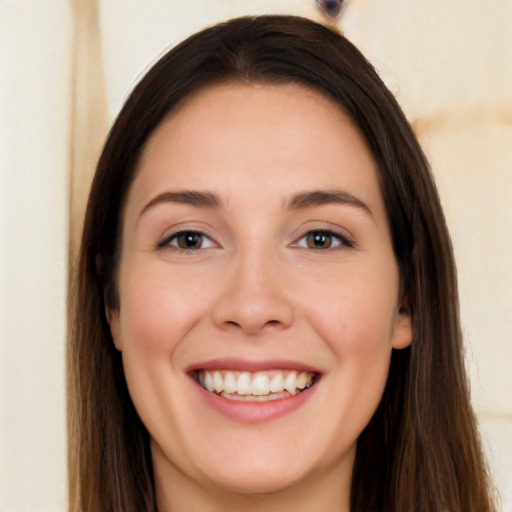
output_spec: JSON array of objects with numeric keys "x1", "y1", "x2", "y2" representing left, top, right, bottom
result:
[{"x1": 205, "y1": 464, "x2": 306, "y2": 496}]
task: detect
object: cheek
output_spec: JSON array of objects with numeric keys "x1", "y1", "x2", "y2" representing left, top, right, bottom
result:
[
  {"x1": 116, "y1": 263, "x2": 224, "y2": 418},
  {"x1": 116, "y1": 269, "x2": 209, "y2": 431},
  {"x1": 303, "y1": 265, "x2": 399, "y2": 353},
  {"x1": 301, "y1": 263, "x2": 398, "y2": 415},
  {"x1": 118, "y1": 267, "x2": 210, "y2": 355},
  {"x1": 283, "y1": 268, "x2": 398, "y2": 465}
]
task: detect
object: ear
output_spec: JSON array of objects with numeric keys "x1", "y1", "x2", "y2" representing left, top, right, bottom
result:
[
  {"x1": 105, "y1": 306, "x2": 123, "y2": 351},
  {"x1": 391, "y1": 299, "x2": 413, "y2": 350}
]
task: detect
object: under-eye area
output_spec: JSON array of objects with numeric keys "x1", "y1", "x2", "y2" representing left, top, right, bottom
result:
[{"x1": 191, "y1": 369, "x2": 320, "y2": 402}]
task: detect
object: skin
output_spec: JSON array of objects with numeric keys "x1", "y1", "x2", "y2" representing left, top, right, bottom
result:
[{"x1": 107, "y1": 83, "x2": 413, "y2": 512}]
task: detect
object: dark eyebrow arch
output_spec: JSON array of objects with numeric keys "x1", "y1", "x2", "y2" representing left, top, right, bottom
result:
[
  {"x1": 286, "y1": 189, "x2": 373, "y2": 216},
  {"x1": 139, "y1": 188, "x2": 372, "y2": 221},
  {"x1": 140, "y1": 190, "x2": 222, "y2": 218}
]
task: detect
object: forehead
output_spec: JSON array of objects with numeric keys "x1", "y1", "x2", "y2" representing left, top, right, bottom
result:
[
  {"x1": 144, "y1": 82, "x2": 366, "y2": 162},
  {"x1": 127, "y1": 82, "x2": 383, "y2": 218}
]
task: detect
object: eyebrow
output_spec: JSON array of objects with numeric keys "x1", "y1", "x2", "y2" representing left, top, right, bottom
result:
[
  {"x1": 286, "y1": 189, "x2": 373, "y2": 217},
  {"x1": 140, "y1": 190, "x2": 222, "y2": 217},
  {"x1": 139, "y1": 188, "x2": 372, "y2": 218}
]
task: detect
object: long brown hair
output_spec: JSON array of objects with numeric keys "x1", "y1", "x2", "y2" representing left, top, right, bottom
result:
[{"x1": 68, "y1": 15, "x2": 496, "y2": 512}]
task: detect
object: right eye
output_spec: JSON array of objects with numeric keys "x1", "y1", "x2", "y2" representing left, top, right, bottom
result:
[
  {"x1": 158, "y1": 231, "x2": 215, "y2": 251},
  {"x1": 292, "y1": 229, "x2": 354, "y2": 250}
]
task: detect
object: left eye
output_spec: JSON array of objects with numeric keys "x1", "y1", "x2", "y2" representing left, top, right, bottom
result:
[
  {"x1": 160, "y1": 231, "x2": 215, "y2": 250},
  {"x1": 294, "y1": 230, "x2": 352, "y2": 250}
]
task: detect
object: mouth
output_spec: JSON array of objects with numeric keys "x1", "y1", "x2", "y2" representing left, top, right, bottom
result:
[{"x1": 192, "y1": 369, "x2": 319, "y2": 402}]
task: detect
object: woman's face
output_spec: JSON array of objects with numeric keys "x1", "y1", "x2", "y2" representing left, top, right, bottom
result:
[{"x1": 108, "y1": 83, "x2": 412, "y2": 502}]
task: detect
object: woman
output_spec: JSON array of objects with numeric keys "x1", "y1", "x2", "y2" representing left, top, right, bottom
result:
[{"x1": 68, "y1": 15, "x2": 496, "y2": 512}]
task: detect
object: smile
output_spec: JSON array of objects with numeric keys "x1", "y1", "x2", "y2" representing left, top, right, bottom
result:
[{"x1": 193, "y1": 369, "x2": 317, "y2": 402}]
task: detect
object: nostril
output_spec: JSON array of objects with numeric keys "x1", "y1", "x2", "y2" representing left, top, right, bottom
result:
[
  {"x1": 224, "y1": 319, "x2": 280, "y2": 327},
  {"x1": 221, "y1": 318, "x2": 285, "y2": 334}
]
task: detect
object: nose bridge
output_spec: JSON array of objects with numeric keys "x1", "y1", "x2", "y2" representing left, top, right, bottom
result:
[{"x1": 212, "y1": 241, "x2": 294, "y2": 334}]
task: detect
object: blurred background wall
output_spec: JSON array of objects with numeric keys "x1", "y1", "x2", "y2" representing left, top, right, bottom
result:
[{"x1": 0, "y1": 1, "x2": 510, "y2": 510}]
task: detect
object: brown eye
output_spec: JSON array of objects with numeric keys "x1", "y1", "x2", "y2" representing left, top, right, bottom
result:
[
  {"x1": 176, "y1": 232, "x2": 203, "y2": 249},
  {"x1": 306, "y1": 231, "x2": 334, "y2": 249},
  {"x1": 159, "y1": 231, "x2": 215, "y2": 251},
  {"x1": 293, "y1": 229, "x2": 354, "y2": 250}
]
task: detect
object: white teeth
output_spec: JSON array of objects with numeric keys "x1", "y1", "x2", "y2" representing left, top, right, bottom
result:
[
  {"x1": 252, "y1": 374, "x2": 270, "y2": 396},
  {"x1": 213, "y1": 371, "x2": 224, "y2": 393},
  {"x1": 297, "y1": 371, "x2": 308, "y2": 390},
  {"x1": 224, "y1": 371, "x2": 237, "y2": 393},
  {"x1": 237, "y1": 372, "x2": 252, "y2": 395},
  {"x1": 269, "y1": 373, "x2": 285, "y2": 392},
  {"x1": 204, "y1": 372, "x2": 214, "y2": 392},
  {"x1": 197, "y1": 369, "x2": 316, "y2": 398},
  {"x1": 284, "y1": 371, "x2": 298, "y2": 395}
]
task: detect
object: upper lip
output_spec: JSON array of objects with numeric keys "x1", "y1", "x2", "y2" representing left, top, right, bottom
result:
[{"x1": 185, "y1": 357, "x2": 322, "y2": 374}]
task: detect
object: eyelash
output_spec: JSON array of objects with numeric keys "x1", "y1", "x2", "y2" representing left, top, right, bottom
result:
[{"x1": 157, "y1": 229, "x2": 354, "y2": 252}]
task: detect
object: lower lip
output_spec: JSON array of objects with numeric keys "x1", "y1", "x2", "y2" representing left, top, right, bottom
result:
[{"x1": 190, "y1": 377, "x2": 318, "y2": 424}]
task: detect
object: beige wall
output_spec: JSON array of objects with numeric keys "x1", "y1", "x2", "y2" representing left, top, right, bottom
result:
[
  {"x1": 0, "y1": 1, "x2": 510, "y2": 510},
  {"x1": 0, "y1": 1, "x2": 71, "y2": 510}
]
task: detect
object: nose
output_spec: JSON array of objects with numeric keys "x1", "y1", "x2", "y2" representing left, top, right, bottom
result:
[{"x1": 211, "y1": 249, "x2": 295, "y2": 335}]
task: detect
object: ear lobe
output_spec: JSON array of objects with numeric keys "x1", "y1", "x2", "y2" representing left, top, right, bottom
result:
[
  {"x1": 105, "y1": 306, "x2": 123, "y2": 351},
  {"x1": 391, "y1": 303, "x2": 413, "y2": 350}
]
